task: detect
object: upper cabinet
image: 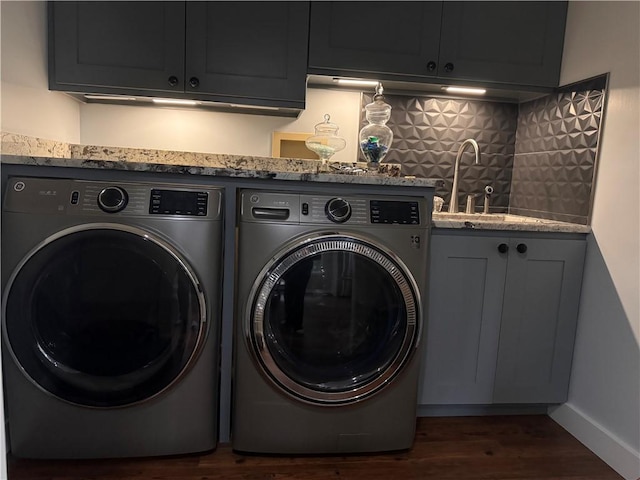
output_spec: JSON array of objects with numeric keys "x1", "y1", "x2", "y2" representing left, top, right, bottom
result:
[
  {"x1": 308, "y1": 1, "x2": 567, "y2": 88},
  {"x1": 308, "y1": 2, "x2": 444, "y2": 79},
  {"x1": 49, "y1": 1, "x2": 309, "y2": 109}
]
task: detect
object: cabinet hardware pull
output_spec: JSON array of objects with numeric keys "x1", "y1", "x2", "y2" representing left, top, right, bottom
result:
[
  {"x1": 498, "y1": 243, "x2": 509, "y2": 253},
  {"x1": 189, "y1": 77, "x2": 200, "y2": 88},
  {"x1": 168, "y1": 76, "x2": 179, "y2": 87},
  {"x1": 444, "y1": 63, "x2": 455, "y2": 73},
  {"x1": 516, "y1": 243, "x2": 528, "y2": 254},
  {"x1": 427, "y1": 61, "x2": 437, "y2": 72}
]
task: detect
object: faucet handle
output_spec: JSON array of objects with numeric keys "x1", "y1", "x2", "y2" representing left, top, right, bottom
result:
[{"x1": 465, "y1": 194, "x2": 476, "y2": 214}]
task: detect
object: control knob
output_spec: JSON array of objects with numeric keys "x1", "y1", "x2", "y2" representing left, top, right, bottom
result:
[
  {"x1": 325, "y1": 197, "x2": 352, "y2": 223},
  {"x1": 97, "y1": 186, "x2": 128, "y2": 213}
]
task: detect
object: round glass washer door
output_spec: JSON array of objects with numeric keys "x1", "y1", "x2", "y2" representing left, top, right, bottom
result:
[
  {"x1": 2, "y1": 224, "x2": 206, "y2": 408},
  {"x1": 248, "y1": 233, "x2": 420, "y2": 405}
]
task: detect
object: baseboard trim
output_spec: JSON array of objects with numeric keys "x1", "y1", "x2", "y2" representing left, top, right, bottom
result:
[
  {"x1": 417, "y1": 404, "x2": 548, "y2": 417},
  {"x1": 549, "y1": 403, "x2": 640, "y2": 480}
]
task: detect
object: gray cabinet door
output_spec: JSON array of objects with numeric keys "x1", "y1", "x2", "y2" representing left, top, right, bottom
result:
[
  {"x1": 49, "y1": 2, "x2": 185, "y2": 94},
  {"x1": 308, "y1": 1, "x2": 443, "y2": 79},
  {"x1": 438, "y1": 2, "x2": 567, "y2": 87},
  {"x1": 185, "y1": 2, "x2": 309, "y2": 109},
  {"x1": 49, "y1": 1, "x2": 309, "y2": 108},
  {"x1": 309, "y1": 1, "x2": 566, "y2": 89},
  {"x1": 493, "y1": 237, "x2": 586, "y2": 403},
  {"x1": 419, "y1": 233, "x2": 507, "y2": 404}
]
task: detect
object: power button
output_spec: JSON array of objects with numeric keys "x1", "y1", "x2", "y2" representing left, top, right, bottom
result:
[{"x1": 13, "y1": 181, "x2": 25, "y2": 192}]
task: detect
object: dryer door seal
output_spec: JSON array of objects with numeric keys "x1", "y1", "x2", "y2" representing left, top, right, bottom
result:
[
  {"x1": 2, "y1": 224, "x2": 207, "y2": 408},
  {"x1": 247, "y1": 233, "x2": 420, "y2": 405}
]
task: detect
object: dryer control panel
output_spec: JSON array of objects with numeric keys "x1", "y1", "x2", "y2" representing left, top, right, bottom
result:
[{"x1": 4, "y1": 177, "x2": 222, "y2": 219}]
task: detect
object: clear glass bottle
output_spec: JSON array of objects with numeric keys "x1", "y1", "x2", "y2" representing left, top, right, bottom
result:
[
  {"x1": 359, "y1": 83, "x2": 393, "y2": 167},
  {"x1": 305, "y1": 114, "x2": 346, "y2": 166}
]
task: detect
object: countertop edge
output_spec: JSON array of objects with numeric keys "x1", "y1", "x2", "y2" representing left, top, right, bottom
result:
[
  {"x1": 431, "y1": 219, "x2": 591, "y2": 234},
  {"x1": 0, "y1": 154, "x2": 444, "y2": 188}
]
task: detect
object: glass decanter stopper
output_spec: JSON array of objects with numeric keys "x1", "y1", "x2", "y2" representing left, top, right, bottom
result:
[
  {"x1": 305, "y1": 114, "x2": 346, "y2": 166},
  {"x1": 359, "y1": 83, "x2": 393, "y2": 167}
]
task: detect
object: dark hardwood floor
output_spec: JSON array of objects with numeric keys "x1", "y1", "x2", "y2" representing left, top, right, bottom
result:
[{"x1": 8, "y1": 415, "x2": 622, "y2": 480}]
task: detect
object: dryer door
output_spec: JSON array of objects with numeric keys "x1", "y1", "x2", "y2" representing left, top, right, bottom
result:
[
  {"x1": 248, "y1": 233, "x2": 420, "y2": 405},
  {"x1": 2, "y1": 224, "x2": 206, "y2": 408}
]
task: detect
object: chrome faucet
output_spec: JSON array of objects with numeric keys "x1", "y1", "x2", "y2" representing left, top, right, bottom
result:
[{"x1": 448, "y1": 139, "x2": 480, "y2": 213}]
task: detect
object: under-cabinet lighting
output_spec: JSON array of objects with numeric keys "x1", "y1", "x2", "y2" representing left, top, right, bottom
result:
[
  {"x1": 442, "y1": 86, "x2": 487, "y2": 95},
  {"x1": 334, "y1": 78, "x2": 380, "y2": 87},
  {"x1": 228, "y1": 103, "x2": 280, "y2": 111},
  {"x1": 84, "y1": 95, "x2": 137, "y2": 101},
  {"x1": 152, "y1": 98, "x2": 199, "y2": 106}
]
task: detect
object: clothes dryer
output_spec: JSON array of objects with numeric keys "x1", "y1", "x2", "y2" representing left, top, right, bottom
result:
[
  {"x1": 233, "y1": 189, "x2": 430, "y2": 454},
  {"x1": 1, "y1": 177, "x2": 224, "y2": 458}
]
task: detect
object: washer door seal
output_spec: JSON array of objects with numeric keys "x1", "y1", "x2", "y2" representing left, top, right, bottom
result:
[
  {"x1": 2, "y1": 224, "x2": 207, "y2": 408},
  {"x1": 247, "y1": 233, "x2": 420, "y2": 405}
]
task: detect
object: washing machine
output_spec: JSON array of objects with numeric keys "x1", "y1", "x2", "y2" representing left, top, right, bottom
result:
[
  {"x1": 1, "y1": 176, "x2": 224, "y2": 459},
  {"x1": 232, "y1": 189, "x2": 430, "y2": 454}
]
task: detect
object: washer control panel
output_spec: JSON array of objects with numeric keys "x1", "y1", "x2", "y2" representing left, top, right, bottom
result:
[{"x1": 242, "y1": 190, "x2": 424, "y2": 226}]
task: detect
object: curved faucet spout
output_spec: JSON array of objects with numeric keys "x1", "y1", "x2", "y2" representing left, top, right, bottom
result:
[{"x1": 449, "y1": 139, "x2": 480, "y2": 213}]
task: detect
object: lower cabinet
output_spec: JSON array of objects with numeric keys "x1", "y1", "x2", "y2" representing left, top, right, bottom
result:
[{"x1": 419, "y1": 230, "x2": 586, "y2": 406}]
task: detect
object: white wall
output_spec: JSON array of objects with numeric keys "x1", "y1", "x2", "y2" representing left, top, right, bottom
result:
[
  {"x1": 0, "y1": 1, "x2": 79, "y2": 142},
  {"x1": 79, "y1": 87, "x2": 362, "y2": 162},
  {"x1": 549, "y1": 2, "x2": 640, "y2": 479}
]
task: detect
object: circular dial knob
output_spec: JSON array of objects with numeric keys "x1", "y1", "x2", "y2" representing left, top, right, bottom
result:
[
  {"x1": 97, "y1": 186, "x2": 128, "y2": 213},
  {"x1": 325, "y1": 197, "x2": 352, "y2": 223}
]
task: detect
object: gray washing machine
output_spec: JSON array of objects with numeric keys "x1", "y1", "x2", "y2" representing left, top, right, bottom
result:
[
  {"x1": 1, "y1": 176, "x2": 224, "y2": 459},
  {"x1": 233, "y1": 189, "x2": 430, "y2": 454}
]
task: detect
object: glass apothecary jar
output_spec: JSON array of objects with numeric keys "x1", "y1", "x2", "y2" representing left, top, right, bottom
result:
[
  {"x1": 359, "y1": 83, "x2": 393, "y2": 167},
  {"x1": 305, "y1": 114, "x2": 346, "y2": 166}
]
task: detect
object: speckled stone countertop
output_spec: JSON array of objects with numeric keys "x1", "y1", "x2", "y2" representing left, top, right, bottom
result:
[
  {"x1": 0, "y1": 132, "x2": 441, "y2": 188},
  {"x1": 431, "y1": 212, "x2": 590, "y2": 234},
  {"x1": 1, "y1": 132, "x2": 590, "y2": 233}
]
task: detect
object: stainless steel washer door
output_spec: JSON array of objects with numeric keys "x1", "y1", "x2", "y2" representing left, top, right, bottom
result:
[
  {"x1": 247, "y1": 233, "x2": 420, "y2": 405},
  {"x1": 2, "y1": 224, "x2": 207, "y2": 408}
]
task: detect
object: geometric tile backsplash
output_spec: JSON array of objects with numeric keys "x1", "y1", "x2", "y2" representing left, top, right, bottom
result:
[
  {"x1": 359, "y1": 93, "x2": 518, "y2": 213},
  {"x1": 510, "y1": 88, "x2": 605, "y2": 225},
  {"x1": 360, "y1": 75, "x2": 606, "y2": 224}
]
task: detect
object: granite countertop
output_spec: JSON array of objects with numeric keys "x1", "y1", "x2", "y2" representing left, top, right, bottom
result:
[
  {"x1": 0, "y1": 132, "x2": 441, "y2": 188},
  {"x1": 1, "y1": 132, "x2": 590, "y2": 234},
  {"x1": 431, "y1": 212, "x2": 590, "y2": 234}
]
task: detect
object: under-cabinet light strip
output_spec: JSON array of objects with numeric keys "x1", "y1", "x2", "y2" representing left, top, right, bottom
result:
[
  {"x1": 84, "y1": 95, "x2": 137, "y2": 101},
  {"x1": 443, "y1": 86, "x2": 487, "y2": 95},
  {"x1": 334, "y1": 78, "x2": 380, "y2": 87},
  {"x1": 152, "y1": 98, "x2": 199, "y2": 106}
]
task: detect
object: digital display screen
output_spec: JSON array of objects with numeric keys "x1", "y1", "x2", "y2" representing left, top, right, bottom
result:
[
  {"x1": 150, "y1": 190, "x2": 208, "y2": 216},
  {"x1": 370, "y1": 200, "x2": 420, "y2": 225}
]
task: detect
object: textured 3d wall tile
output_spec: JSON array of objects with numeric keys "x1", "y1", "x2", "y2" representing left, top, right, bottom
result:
[
  {"x1": 359, "y1": 84, "x2": 604, "y2": 223},
  {"x1": 511, "y1": 89, "x2": 604, "y2": 224},
  {"x1": 360, "y1": 93, "x2": 518, "y2": 212}
]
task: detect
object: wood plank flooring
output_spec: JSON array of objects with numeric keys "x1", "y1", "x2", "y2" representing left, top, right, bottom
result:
[{"x1": 8, "y1": 415, "x2": 622, "y2": 480}]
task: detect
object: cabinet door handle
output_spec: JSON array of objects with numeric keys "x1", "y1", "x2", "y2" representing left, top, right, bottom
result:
[
  {"x1": 516, "y1": 243, "x2": 528, "y2": 254},
  {"x1": 444, "y1": 62, "x2": 455, "y2": 73},
  {"x1": 498, "y1": 243, "x2": 509, "y2": 253},
  {"x1": 426, "y1": 61, "x2": 437, "y2": 72},
  {"x1": 189, "y1": 77, "x2": 200, "y2": 88},
  {"x1": 168, "y1": 76, "x2": 179, "y2": 87}
]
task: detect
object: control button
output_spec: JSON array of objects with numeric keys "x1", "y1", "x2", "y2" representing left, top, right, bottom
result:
[
  {"x1": 97, "y1": 186, "x2": 128, "y2": 213},
  {"x1": 13, "y1": 181, "x2": 25, "y2": 192},
  {"x1": 325, "y1": 197, "x2": 352, "y2": 223},
  {"x1": 250, "y1": 194, "x2": 260, "y2": 204},
  {"x1": 70, "y1": 191, "x2": 80, "y2": 205},
  {"x1": 301, "y1": 202, "x2": 309, "y2": 215}
]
